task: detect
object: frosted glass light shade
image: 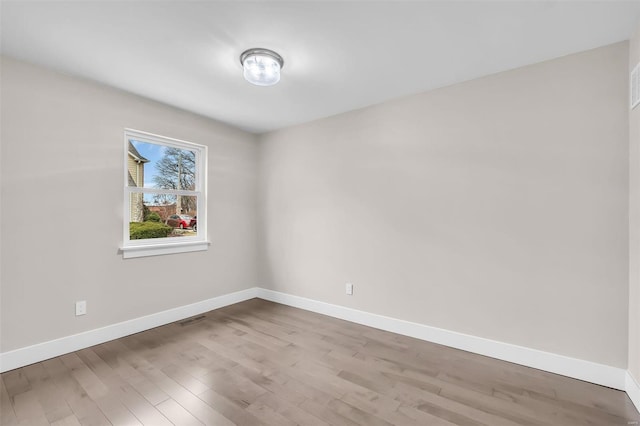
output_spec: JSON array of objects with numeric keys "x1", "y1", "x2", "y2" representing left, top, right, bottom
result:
[{"x1": 240, "y1": 48, "x2": 284, "y2": 87}]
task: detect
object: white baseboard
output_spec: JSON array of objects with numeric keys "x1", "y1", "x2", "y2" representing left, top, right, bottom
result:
[
  {"x1": 0, "y1": 287, "x2": 260, "y2": 373},
  {"x1": 627, "y1": 371, "x2": 640, "y2": 413},
  {"x1": 0, "y1": 286, "x2": 632, "y2": 402},
  {"x1": 255, "y1": 288, "x2": 627, "y2": 391}
]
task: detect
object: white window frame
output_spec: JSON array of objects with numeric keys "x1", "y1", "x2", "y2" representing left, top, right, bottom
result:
[{"x1": 121, "y1": 129, "x2": 208, "y2": 259}]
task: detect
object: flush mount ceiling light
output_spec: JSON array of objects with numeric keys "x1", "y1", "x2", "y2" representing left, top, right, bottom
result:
[{"x1": 240, "y1": 48, "x2": 284, "y2": 87}]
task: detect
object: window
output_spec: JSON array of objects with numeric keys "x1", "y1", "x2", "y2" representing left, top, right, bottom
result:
[{"x1": 122, "y1": 129, "x2": 208, "y2": 258}]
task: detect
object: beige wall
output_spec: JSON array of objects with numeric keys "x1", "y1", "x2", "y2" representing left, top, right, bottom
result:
[
  {"x1": 630, "y1": 23, "x2": 640, "y2": 381},
  {"x1": 258, "y1": 42, "x2": 630, "y2": 367},
  {"x1": 0, "y1": 57, "x2": 259, "y2": 352}
]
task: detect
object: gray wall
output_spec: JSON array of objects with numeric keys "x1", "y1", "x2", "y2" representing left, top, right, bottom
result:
[
  {"x1": 258, "y1": 42, "x2": 630, "y2": 367},
  {"x1": 630, "y1": 23, "x2": 640, "y2": 381},
  {"x1": 1, "y1": 42, "x2": 633, "y2": 371},
  {"x1": 0, "y1": 57, "x2": 260, "y2": 352}
]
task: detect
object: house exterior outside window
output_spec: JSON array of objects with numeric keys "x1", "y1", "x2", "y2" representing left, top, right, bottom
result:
[{"x1": 127, "y1": 141, "x2": 149, "y2": 223}]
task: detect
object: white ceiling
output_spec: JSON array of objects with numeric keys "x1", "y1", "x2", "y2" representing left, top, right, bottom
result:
[{"x1": 2, "y1": 1, "x2": 640, "y2": 133}]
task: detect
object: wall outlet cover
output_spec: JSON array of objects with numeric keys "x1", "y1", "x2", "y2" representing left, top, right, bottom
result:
[{"x1": 75, "y1": 301, "x2": 87, "y2": 316}]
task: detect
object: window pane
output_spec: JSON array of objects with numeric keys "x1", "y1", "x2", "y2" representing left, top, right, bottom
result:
[
  {"x1": 123, "y1": 130, "x2": 206, "y2": 257},
  {"x1": 128, "y1": 193, "x2": 198, "y2": 240},
  {"x1": 127, "y1": 140, "x2": 196, "y2": 190}
]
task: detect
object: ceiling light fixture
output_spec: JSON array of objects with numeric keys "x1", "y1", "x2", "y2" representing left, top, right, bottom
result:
[{"x1": 240, "y1": 48, "x2": 284, "y2": 87}]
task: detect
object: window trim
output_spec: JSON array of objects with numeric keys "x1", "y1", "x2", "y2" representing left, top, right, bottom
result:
[{"x1": 121, "y1": 129, "x2": 208, "y2": 259}]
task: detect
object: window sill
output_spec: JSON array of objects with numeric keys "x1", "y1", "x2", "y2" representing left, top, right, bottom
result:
[{"x1": 121, "y1": 240, "x2": 210, "y2": 259}]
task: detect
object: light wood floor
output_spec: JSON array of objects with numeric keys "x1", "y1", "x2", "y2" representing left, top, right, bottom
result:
[{"x1": 1, "y1": 299, "x2": 639, "y2": 426}]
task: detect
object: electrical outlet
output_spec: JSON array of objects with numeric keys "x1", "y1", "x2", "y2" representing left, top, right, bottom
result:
[
  {"x1": 75, "y1": 300, "x2": 87, "y2": 316},
  {"x1": 346, "y1": 282, "x2": 353, "y2": 295}
]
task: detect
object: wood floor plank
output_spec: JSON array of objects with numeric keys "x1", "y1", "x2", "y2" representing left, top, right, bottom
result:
[
  {"x1": 93, "y1": 341, "x2": 171, "y2": 406},
  {"x1": 340, "y1": 392, "x2": 425, "y2": 426},
  {"x1": 0, "y1": 373, "x2": 18, "y2": 426},
  {"x1": 2, "y1": 298, "x2": 639, "y2": 426},
  {"x1": 161, "y1": 364, "x2": 211, "y2": 396},
  {"x1": 156, "y1": 398, "x2": 204, "y2": 426},
  {"x1": 135, "y1": 363, "x2": 235, "y2": 426},
  {"x1": 251, "y1": 391, "x2": 330, "y2": 426},
  {"x1": 40, "y1": 358, "x2": 111, "y2": 426},
  {"x1": 196, "y1": 389, "x2": 268, "y2": 426},
  {"x1": 261, "y1": 370, "x2": 335, "y2": 406},
  {"x1": 11, "y1": 389, "x2": 49, "y2": 426},
  {"x1": 397, "y1": 404, "x2": 461, "y2": 426},
  {"x1": 245, "y1": 397, "x2": 298, "y2": 426},
  {"x1": 49, "y1": 414, "x2": 82, "y2": 426},
  {"x1": 1, "y1": 370, "x2": 30, "y2": 401},
  {"x1": 58, "y1": 353, "x2": 109, "y2": 401},
  {"x1": 298, "y1": 397, "x2": 362, "y2": 426},
  {"x1": 76, "y1": 348, "x2": 174, "y2": 426},
  {"x1": 326, "y1": 398, "x2": 394, "y2": 426},
  {"x1": 21, "y1": 362, "x2": 73, "y2": 424}
]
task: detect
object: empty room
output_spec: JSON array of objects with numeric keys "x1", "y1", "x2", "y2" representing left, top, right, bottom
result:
[{"x1": 2, "y1": 1, "x2": 640, "y2": 425}]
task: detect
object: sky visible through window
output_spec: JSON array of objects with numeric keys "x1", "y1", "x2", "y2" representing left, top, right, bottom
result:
[
  {"x1": 131, "y1": 139, "x2": 166, "y2": 187},
  {"x1": 130, "y1": 139, "x2": 197, "y2": 207},
  {"x1": 131, "y1": 140, "x2": 169, "y2": 206}
]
